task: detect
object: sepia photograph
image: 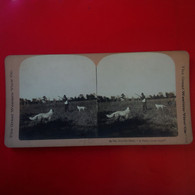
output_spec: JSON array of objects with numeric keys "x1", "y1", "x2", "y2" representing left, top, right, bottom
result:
[
  {"x1": 97, "y1": 53, "x2": 178, "y2": 138},
  {"x1": 19, "y1": 53, "x2": 178, "y2": 140},
  {"x1": 19, "y1": 55, "x2": 98, "y2": 140},
  {"x1": 4, "y1": 51, "x2": 192, "y2": 147}
]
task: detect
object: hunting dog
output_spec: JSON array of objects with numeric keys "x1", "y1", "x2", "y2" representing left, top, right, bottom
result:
[
  {"x1": 77, "y1": 106, "x2": 86, "y2": 112},
  {"x1": 155, "y1": 104, "x2": 166, "y2": 110},
  {"x1": 106, "y1": 107, "x2": 130, "y2": 120},
  {"x1": 29, "y1": 109, "x2": 53, "y2": 122}
]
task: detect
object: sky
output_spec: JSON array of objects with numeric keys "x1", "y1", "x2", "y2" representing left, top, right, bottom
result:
[
  {"x1": 20, "y1": 55, "x2": 96, "y2": 100},
  {"x1": 20, "y1": 53, "x2": 176, "y2": 100},
  {"x1": 97, "y1": 52, "x2": 176, "y2": 98}
]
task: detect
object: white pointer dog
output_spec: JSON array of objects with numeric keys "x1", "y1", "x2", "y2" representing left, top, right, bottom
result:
[
  {"x1": 77, "y1": 106, "x2": 86, "y2": 112},
  {"x1": 29, "y1": 109, "x2": 53, "y2": 122},
  {"x1": 106, "y1": 107, "x2": 130, "y2": 120},
  {"x1": 155, "y1": 104, "x2": 166, "y2": 110}
]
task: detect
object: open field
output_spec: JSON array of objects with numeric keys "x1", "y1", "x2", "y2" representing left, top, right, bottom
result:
[
  {"x1": 19, "y1": 100, "x2": 97, "y2": 140},
  {"x1": 19, "y1": 98, "x2": 177, "y2": 140},
  {"x1": 98, "y1": 98, "x2": 177, "y2": 137}
]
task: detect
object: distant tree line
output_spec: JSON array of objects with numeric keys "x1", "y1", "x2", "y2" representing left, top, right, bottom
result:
[
  {"x1": 20, "y1": 93, "x2": 96, "y2": 105},
  {"x1": 148, "y1": 92, "x2": 176, "y2": 99},
  {"x1": 20, "y1": 92, "x2": 176, "y2": 105},
  {"x1": 97, "y1": 92, "x2": 176, "y2": 102}
]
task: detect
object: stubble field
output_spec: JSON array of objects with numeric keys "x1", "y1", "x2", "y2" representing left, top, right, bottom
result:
[
  {"x1": 19, "y1": 100, "x2": 97, "y2": 140},
  {"x1": 19, "y1": 98, "x2": 177, "y2": 140},
  {"x1": 98, "y1": 98, "x2": 177, "y2": 137}
]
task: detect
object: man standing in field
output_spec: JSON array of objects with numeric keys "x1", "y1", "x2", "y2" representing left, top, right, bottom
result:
[
  {"x1": 64, "y1": 99, "x2": 69, "y2": 112},
  {"x1": 63, "y1": 95, "x2": 69, "y2": 112},
  {"x1": 141, "y1": 93, "x2": 147, "y2": 112}
]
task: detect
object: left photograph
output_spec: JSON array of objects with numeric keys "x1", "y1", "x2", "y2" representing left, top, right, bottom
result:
[{"x1": 19, "y1": 55, "x2": 97, "y2": 140}]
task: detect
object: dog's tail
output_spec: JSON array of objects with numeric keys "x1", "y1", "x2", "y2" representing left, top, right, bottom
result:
[
  {"x1": 106, "y1": 113, "x2": 114, "y2": 118},
  {"x1": 29, "y1": 116, "x2": 36, "y2": 120}
]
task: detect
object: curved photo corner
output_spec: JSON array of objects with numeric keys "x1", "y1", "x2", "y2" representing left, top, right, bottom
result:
[
  {"x1": 19, "y1": 55, "x2": 97, "y2": 140},
  {"x1": 97, "y1": 52, "x2": 178, "y2": 138}
]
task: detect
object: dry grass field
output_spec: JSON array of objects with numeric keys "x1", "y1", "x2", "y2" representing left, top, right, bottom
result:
[
  {"x1": 98, "y1": 98, "x2": 177, "y2": 137},
  {"x1": 19, "y1": 100, "x2": 97, "y2": 140},
  {"x1": 19, "y1": 98, "x2": 177, "y2": 140}
]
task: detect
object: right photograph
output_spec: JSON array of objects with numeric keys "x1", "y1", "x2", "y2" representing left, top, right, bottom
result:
[{"x1": 97, "y1": 52, "x2": 177, "y2": 138}]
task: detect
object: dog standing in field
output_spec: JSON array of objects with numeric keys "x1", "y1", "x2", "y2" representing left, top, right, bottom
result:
[
  {"x1": 29, "y1": 109, "x2": 53, "y2": 122},
  {"x1": 155, "y1": 104, "x2": 166, "y2": 110},
  {"x1": 106, "y1": 107, "x2": 130, "y2": 120},
  {"x1": 77, "y1": 106, "x2": 86, "y2": 112}
]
